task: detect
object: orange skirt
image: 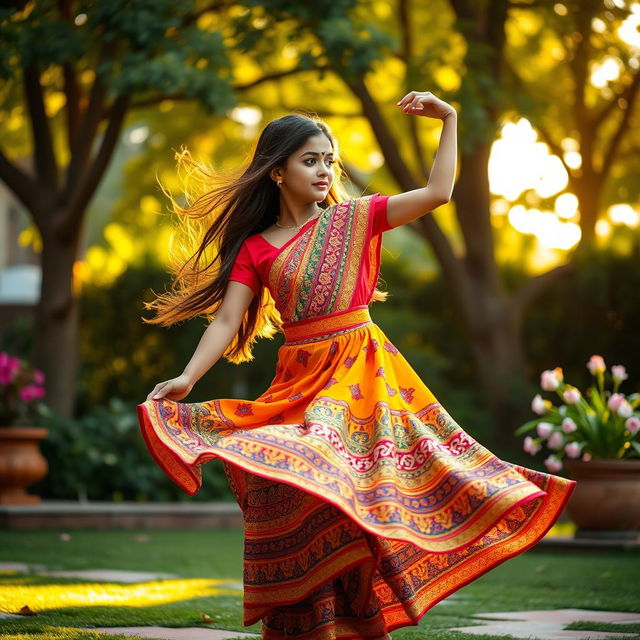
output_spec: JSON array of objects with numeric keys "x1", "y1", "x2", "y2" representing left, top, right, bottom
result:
[{"x1": 138, "y1": 305, "x2": 575, "y2": 639}]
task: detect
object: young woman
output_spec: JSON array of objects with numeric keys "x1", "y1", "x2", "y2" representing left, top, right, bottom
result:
[{"x1": 139, "y1": 90, "x2": 575, "y2": 640}]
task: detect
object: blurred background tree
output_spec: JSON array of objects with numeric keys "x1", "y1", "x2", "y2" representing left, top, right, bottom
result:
[
  {"x1": 0, "y1": 0, "x2": 385, "y2": 416},
  {"x1": 1, "y1": 0, "x2": 639, "y2": 500}
]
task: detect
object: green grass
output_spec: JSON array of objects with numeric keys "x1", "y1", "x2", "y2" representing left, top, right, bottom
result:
[{"x1": 0, "y1": 529, "x2": 638, "y2": 640}]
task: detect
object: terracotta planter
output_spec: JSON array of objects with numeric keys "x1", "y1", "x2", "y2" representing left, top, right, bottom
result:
[
  {"x1": 564, "y1": 458, "x2": 640, "y2": 537},
  {"x1": 0, "y1": 426, "x2": 49, "y2": 504}
]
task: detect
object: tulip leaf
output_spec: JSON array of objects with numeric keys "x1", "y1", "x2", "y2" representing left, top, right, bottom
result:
[
  {"x1": 588, "y1": 385, "x2": 606, "y2": 413},
  {"x1": 631, "y1": 441, "x2": 640, "y2": 456},
  {"x1": 514, "y1": 418, "x2": 544, "y2": 436},
  {"x1": 627, "y1": 393, "x2": 640, "y2": 408}
]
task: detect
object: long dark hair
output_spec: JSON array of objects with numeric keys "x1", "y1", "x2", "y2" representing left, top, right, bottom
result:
[{"x1": 145, "y1": 112, "x2": 386, "y2": 363}]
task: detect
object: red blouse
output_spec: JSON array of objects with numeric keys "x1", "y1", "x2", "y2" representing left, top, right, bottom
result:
[{"x1": 229, "y1": 193, "x2": 392, "y2": 300}]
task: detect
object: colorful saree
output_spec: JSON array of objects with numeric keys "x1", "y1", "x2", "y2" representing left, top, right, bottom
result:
[{"x1": 137, "y1": 194, "x2": 576, "y2": 640}]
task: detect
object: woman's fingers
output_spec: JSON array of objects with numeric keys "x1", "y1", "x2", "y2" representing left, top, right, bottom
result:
[
  {"x1": 147, "y1": 381, "x2": 168, "y2": 401},
  {"x1": 155, "y1": 382, "x2": 171, "y2": 400},
  {"x1": 407, "y1": 92, "x2": 431, "y2": 111},
  {"x1": 146, "y1": 376, "x2": 190, "y2": 402},
  {"x1": 396, "y1": 90, "x2": 416, "y2": 106}
]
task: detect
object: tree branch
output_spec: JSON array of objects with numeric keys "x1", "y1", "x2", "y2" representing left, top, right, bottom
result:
[
  {"x1": 179, "y1": 0, "x2": 234, "y2": 29},
  {"x1": 0, "y1": 147, "x2": 39, "y2": 217},
  {"x1": 62, "y1": 49, "x2": 109, "y2": 203},
  {"x1": 59, "y1": 94, "x2": 131, "y2": 241},
  {"x1": 531, "y1": 120, "x2": 573, "y2": 176},
  {"x1": 568, "y1": 9, "x2": 593, "y2": 133},
  {"x1": 508, "y1": 262, "x2": 576, "y2": 324},
  {"x1": 59, "y1": 0, "x2": 81, "y2": 154},
  {"x1": 23, "y1": 64, "x2": 58, "y2": 190},
  {"x1": 234, "y1": 65, "x2": 331, "y2": 91},
  {"x1": 344, "y1": 76, "x2": 420, "y2": 191},
  {"x1": 280, "y1": 105, "x2": 362, "y2": 118},
  {"x1": 121, "y1": 66, "x2": 333, "y2": 115},
  {"x1": 601, "y1": 69, "x2": 640, "y2": 180},
  {"x1": 399, "y1": 0, "x2": 428, "y2": 181}
]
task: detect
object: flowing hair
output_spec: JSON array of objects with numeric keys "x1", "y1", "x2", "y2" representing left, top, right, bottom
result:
[{"x1": 144, "y1": 112, "x2": 387, "y2": 364}]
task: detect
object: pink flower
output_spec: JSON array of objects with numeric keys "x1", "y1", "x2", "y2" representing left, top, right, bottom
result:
[
  {"x1": 523, "y1": 436, "x2": 541, "y2": 455},
  {"x1": 536, "y1": 421, "x2": 554, "y2": 438},
  {"x1": 582, "y1": 452, "x2": 592, "y2": 461},
  {"x1": 531, "y1": 394, "x2": 548, "y2": 415},
  {"x1": 626, "y1": 416, "x2": 640, "y2": 435},
  {"x1": 548, "y1": 431, "x2": 565, "y2": 450},
  {"x1": 611, "y1": 365, "x2": 628, "y2": 383},
  {"x1": 19, "y1": 384, "x2": 45, "y2": 403},
  {"x1": 563, "y1": 388, "x2": 581, "y2": 404},
  {"x1": 617, "y1": 400, "x2": 633, "y2": 419},
  {"x1": 33, "y1": 369, "x2": 45, "y2": 385},
  {"x1": 0, "y1": 353, "x2": 8, "y2": 384},
  {"x1": 587, "y1": 355, "x2": 606, "y2": 375},
  {"x1": 608, "y1": 393, "x2": 625, "y2": 412},
  {"x1": 540, "y1": 367, "x2": 563, "y2": 391},
  {"x1": 561, "y1": 417, "x2": 577, "y2": 433},
  {"x1": 564, "y1": 442, "x2": 582, "y2": 458},
  {"x1": 0, "y1": 353, "x2": 21, "y2": 386},
  {"x1": 544, "y1": 455, "x2": 563, "y2": 472}
]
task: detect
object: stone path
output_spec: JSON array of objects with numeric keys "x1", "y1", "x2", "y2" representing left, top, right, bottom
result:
[
  {"x1": 91, "y1": 627, "x2": 258, "y2": 639},
  {"x1": 0, "y1": 562, "x2": 242, "y2": 589},
  {"x1": 2, "y1": 563, "x2": 639, "y2": 639},
  {"x1": 449, "y1": 608, "x2": 640, "y2": 639}
]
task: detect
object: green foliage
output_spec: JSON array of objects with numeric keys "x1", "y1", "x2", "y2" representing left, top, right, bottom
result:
[
  {"x1": 76, "y1": 259, "x2": 282, "y2": 411},
  {"x1": 520, "y1": 227, "x2": 640, "y2": 394},
  {"x1": 230, "y1": 0, "x2": 395, "y2": 80},
  {"x1": 0, "y1": 0, "x2": 235, "y2": 114},
  {"x1": 31, "y1": 398, "x2": 233, "y2": 502}
]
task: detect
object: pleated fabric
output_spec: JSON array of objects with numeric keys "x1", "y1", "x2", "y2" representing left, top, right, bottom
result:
[{"x1": 138, "y1": 195, "x2": 575, "y2": 640}]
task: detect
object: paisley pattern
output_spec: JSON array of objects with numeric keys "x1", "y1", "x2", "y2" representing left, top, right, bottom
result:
[{"x1": 138, "y1": 194, "x2": 576, "y2": 639}]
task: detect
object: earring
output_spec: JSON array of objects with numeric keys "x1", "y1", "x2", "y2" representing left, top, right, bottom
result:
[{"x1": 276, "y1": 179, "x2": 283, "y2": 187}]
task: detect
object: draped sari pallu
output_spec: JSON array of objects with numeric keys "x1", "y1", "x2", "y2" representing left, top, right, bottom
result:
[{"x1": 138, "y1": 195, "x2": 576, "y2": 639}]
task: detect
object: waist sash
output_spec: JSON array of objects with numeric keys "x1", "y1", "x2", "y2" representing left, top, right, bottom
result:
[{"x1": 282, "y1": 305, "x2": 372, "y2": 345}]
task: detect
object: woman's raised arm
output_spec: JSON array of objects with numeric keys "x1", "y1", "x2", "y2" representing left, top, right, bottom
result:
[{"x1": 385, "y1": 90, "x2": 458, "y2": 230}]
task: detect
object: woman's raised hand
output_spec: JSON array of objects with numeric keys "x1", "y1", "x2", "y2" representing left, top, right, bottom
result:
[
  {"x1": 396, "y1": 91, "x2": 456, "y2": 120},
  {"x1": 146, "y1": 374, "x2": 193, "y2": 402}
]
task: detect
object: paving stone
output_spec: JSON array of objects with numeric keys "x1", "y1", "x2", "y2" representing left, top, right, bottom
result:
[
  {"x1": 449, "y1": 608, "x2": 640, "y2": 639},
  {"x1": 43, "y1": 569, "x2": 179, "y2": 583},
  {"x1": 0, "y1": 563, "x2": 243, "y2": 588},
  {"x1": 0, "y1": 611, "x2": 21, "y2": 619},
  {"x1": 0, "y1": 561, "x2": 47, "y2": 573},
  {"x1": 91, "y1": 627, "x2": 258, "y2": 640}
]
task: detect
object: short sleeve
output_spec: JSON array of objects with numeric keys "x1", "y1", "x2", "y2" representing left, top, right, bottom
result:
[
  {"x1": 370, "y1": 193, "x2": 393, "y2": 236},
  {"x1": 229, "y1": 241, "x2": 261, "y2": 296}
]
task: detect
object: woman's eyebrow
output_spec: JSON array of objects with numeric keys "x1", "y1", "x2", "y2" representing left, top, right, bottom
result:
[{"x1": 299, "y1": 151, "x2": 334, "y2": 157}]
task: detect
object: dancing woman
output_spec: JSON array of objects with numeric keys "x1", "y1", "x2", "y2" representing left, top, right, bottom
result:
[{"x1": 139, "y1": 90, "x2": 575, "y2": 640}]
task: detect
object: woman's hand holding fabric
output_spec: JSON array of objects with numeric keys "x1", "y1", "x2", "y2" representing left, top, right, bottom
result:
[{"x1": 147, "y1": 374, "x2": 193, "y2": 402}]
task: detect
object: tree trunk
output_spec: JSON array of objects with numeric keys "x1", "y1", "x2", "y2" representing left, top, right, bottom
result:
[
  {"x1": 34, "y1": 225, "x2": 82, "y2": 417},
  {"x1": 467, "y1": 294, "x2": 530, "y2": 449},
  {"x1": 448, "y1": 133, "x2": 530, "y2": 449}
]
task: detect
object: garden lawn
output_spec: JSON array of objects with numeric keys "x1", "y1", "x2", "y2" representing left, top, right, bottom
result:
[{"x1": 0, "y1": 529, "x2": 638, "y2": 640}]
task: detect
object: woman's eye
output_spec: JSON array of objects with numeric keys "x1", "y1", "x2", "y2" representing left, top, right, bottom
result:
[{"x1": 305, "y1": 158, "x2": 334, "y2": 166}]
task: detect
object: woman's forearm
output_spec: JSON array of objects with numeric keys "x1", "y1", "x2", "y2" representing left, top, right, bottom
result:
[
  {"x1": 182, "y1": 317, "x2": 239, "y2": 385},
  {"x1": 427, "y1": 111, "x2": 457, "y2": 201}
]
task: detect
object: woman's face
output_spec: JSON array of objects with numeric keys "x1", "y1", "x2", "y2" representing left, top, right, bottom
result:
[{"x1": 277, "y1": 133, "x2": 335, "y2": 202}]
